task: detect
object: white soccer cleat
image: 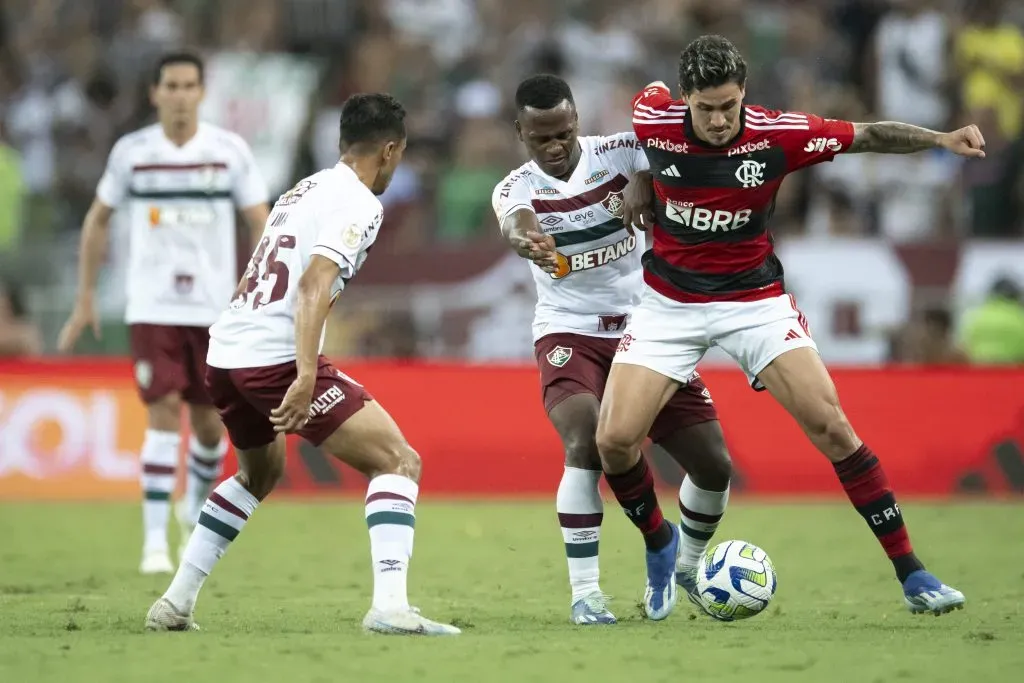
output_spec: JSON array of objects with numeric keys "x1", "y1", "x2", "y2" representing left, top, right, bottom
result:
[
  {"x1": 145, "y1": 597, "x2": 200, "y2": 631},
  {"x1": 140, "y1": 547, "x2": 175, "y2": 575},
  {"x1": 362, "y1": 607, "x2": 461, "y2": 636}
]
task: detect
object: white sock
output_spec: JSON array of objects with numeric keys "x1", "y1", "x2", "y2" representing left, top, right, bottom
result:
[
  {"x1": 164, "y1": 476, "x2": 259, "y2": 613},
  {"x1": 557, "y1": 467, "x2": 603, "y2": 603},
  {"x1": 677, "y1": 476, "x2": 729, "y2": 568},
  {"x1": 365, "y1": 474, "x2": 418, "y2": 612},
  {"x1": 140, "y1": 429, "x2": 180, "y2": 553},
  {"x1": 185, "y1": 436, "x2": 227, "y2": 525}
]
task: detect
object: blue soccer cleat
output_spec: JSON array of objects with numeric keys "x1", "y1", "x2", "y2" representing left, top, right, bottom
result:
[
  {"x1": 643, "y1": 523, "x2": 679, "y2": 620},
  {"x1": 570, "y1": 592, "x2": 617, "y2": 625},
  {"x1": 902, "y1": 570, "x2": 965, "y2": 616}
]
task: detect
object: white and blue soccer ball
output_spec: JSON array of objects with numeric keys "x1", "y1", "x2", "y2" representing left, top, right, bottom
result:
[{"x1": 696, "y1": 540, "x2": 777, "y2": 621}]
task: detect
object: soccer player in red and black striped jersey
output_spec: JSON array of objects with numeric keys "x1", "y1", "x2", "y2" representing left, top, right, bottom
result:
[{"x1": 595, "y1": 35, "x2": 982, "y2": 618}]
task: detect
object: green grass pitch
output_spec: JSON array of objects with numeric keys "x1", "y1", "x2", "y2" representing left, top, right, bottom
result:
[{"x1": 1, "y1": 501, "x2": 1022, "y2": 682}]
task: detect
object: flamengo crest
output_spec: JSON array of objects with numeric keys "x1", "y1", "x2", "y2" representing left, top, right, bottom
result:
[{"x1": 547, "y1": 346, "x2": 573, "y2": 367}]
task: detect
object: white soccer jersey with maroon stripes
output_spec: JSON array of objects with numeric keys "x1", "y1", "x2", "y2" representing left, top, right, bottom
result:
[
  {"x1": 491, "y1": 134, "x2": 649, "y2": 341},
  {"x1": 96, "y1": 123, "x2": 268, "y2": 326},
  {"x1": 207, "y1": 163, "x2": 383, "y2": 369}
]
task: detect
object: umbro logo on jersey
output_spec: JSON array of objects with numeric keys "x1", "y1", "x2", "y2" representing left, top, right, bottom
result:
[
  {"x1": 539, "y1": 215, "x2": 563, "y2": 228},
  {"x1": 661, "y1": 165, "x2": 681, "y2": 177}
]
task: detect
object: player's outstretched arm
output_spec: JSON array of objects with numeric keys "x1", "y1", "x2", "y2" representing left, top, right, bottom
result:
[
  {"x1": 57, "y1": 198, "x2": 114, "y2": 352},
  {"x1": 501, "y1": 208, "x2": 559, "y2": 274},
  {"x1": 269, "y1": 255, "x2": 340, "y2": 433},
  {"x1": 847, "y1": 122, "x2": 986, "y2": 158}
]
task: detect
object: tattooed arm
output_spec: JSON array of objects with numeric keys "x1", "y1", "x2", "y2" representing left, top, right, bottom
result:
[{"x1": 847, "y1": 122, "x2": 987, "y2": 158}]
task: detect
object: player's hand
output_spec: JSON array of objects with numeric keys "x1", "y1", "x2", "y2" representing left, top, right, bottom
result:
[
  {"x1": 622, "y1": 171, "x2": 655, "y2": 235},
  {"x1": 270, "y1": 376, "x2": 315, "y2": 433},
  {"x1": 939, "y1": 125, "x2": 986, "y2": 159},
  {"x1": 515, "y1": 230, "x2": 559, "y2": 274},
  {"x1": 57, "y1": 299, "x2": 101, "y2": 353}
]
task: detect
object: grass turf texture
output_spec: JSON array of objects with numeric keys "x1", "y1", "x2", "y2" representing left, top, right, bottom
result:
[{"x1": 1, "y1": 501, "x2": 1021, "y2": 683}]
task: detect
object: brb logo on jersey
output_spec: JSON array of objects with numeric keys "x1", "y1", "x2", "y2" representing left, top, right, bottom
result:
[
  {"x1": 665, "y1": 200, "x2": 752, "y2": 232},
  {"x1": 549, "y1": 234, "x2": 638, "y2": 280}
]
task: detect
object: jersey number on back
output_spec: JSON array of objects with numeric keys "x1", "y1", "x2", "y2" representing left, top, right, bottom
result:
[{"x1": 232, "y1": 234, "x2": 296, "y2": 309}]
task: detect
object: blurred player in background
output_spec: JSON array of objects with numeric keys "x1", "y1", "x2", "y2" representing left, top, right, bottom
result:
[
  {"x1": 146, "y1": 93, "x2": 460, "y2": 636},
  {"x1": 493, "y1": 75, "x2": 732, "y2": 623},
  {"x1": 58, "y1": 52, "x2": 270, "y2": 575},
  {"x1": 595, "y1": 35, "x2": 981, "y2": 618}
]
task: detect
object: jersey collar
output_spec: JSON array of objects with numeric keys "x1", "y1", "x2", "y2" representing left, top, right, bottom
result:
[{"x1": 683, "y1": 105, "x2": 747, "y2": 149}]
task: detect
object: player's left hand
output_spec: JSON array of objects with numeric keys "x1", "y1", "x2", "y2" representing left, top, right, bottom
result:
[
  {"x1": 939, "y1": 125, "x2": 986, "y2": 159},
  {"x1": 271, "y1": 376, "x2": 315, "y2": 433},
  {"x1": 622, "y1": 171, "x2": 655, "y2": 235}
]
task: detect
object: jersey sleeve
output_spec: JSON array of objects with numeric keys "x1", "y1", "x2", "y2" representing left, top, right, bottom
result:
[
  {"x1": 785, "y1": 114, "x2": 856, "y2": 172},
  {"x1": 95, "y1": 137, "x2": 132, "y2": 208},
  {"x1": 631, "y1": 81, "x2": 673, "y2": 113},
  {"x1": 229, "y1": 135, "x2": 270, "y2": 208},
  {"x1": 604, "y1": 132, "x2": 650, "y2": 174},
  {"x1": 491, "y1": 172, "x2": 534, "y2": 229},
  {"x1": 312, "y1": 200, "x2": 382, "y2": 279}
]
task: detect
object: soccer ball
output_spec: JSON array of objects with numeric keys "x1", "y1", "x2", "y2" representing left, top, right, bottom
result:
[{"x1": 696, "y1": 540, "x2": 777, "y2": 621}]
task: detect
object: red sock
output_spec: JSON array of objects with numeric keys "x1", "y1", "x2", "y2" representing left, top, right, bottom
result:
[
  {"x1": 604, "y1": 457, "x2": 672, "y2": 551},
  {"x1": 833, "y1": 444, "x2": 924, "y2": 581}
]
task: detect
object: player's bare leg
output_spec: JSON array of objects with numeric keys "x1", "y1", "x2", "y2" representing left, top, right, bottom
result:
[
  {"x1": 149, "y1": 400, "x2": 458, "y2": 634},
  {"x1": 176, "y1": 404, "x2": 227, "y2": 562},
  {"x1": 655, "y1": 420, "x2": 731, "y2": 610},
  {"x1": 548, "y1": 394, "x2": 615, "y2": 625},
  {"x1": 139, "y1": 392, "x2": 184, "y2": 575},
  {"x1": 757, "y1": 347, "x2": 964, "y2": 615},
  {"x1": 147, "y1": 435, "x2": 285, "y2": 631},
  {"x1": 596, "y1": 363, "x2": 681, "y2": 620},
  {"x1": 314, "y1": 400, "x2": 459, "y2": 635}
]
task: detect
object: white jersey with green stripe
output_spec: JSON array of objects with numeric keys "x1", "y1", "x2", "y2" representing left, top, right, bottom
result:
[
  {"x1": 491, "y1": 133, "x2": 650, "y2": 341},
  {"x1": 96, "y1": 123, "x2": 268, "y2": 326}
]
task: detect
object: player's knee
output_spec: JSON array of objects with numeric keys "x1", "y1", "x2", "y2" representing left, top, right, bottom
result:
[
  {"x1": 693, "y1": 450, "x2": 732, "y2": 491},
  {"x1": 147, "y1": 393, "x2": 182, "y2": 431},
  {"x1": 595, "y1": 423, "x2": 641, "y2": 467},
  {"x1": 563, "y1": 430, "x2": 601, "y2": 470},
  {"x1": 235, "y1": 450, "x2": 285, "y2": 501},
  {"x1": 189, "y1": 409, "x2": 223, "y2": 448},
  {"x1": 373, "y1": 442, "x2": 422, "y2": 482}
]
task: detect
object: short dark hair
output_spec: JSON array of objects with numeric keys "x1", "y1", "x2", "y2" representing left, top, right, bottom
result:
[
  {"x1": 339, "y1": 93, "x2": 407, "y2": 150},
  {"x1": 515, "y1": 74, "x2": 574, "y2": 111},
  {"x1": 153, "y1": 52, "x2": 204, "y2": 86},
  {"x1": 678, "y1": 35, "x2": 747, "y2": 93}
]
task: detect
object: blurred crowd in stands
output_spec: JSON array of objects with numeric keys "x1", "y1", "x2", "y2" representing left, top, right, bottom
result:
[{"x1": 1, "y1": 0, "x2": 1023, "y2": 363}]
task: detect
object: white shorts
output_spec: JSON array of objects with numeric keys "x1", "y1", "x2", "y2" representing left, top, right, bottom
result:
[{"x1": 613, "y1": 287, "x2": 817, "y2": 390}]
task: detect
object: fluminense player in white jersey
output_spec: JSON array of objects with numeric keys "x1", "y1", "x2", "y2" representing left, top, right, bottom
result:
[
  {"x1": 145, "y1": 93, "x2": 459, "y2": 636},
  {"x1": 492, "y1": 75, "x2": 733, "y2": 624},
  {"x1": 58, "y1": 52, "x2": 270, "y2": 576}
]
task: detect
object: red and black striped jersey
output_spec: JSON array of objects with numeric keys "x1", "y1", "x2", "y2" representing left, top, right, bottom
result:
[{"x1": 632, "y1": 83, "x2": 855, "y2": 303}]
